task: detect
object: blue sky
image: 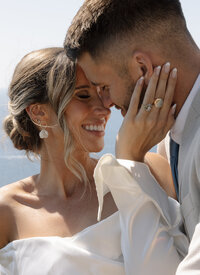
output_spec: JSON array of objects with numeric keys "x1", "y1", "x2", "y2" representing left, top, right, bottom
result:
[{"x1": 0, "y1": 0, "x2": 199, "y2": 89}]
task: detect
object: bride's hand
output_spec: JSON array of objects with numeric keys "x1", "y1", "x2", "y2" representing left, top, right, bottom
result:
[{"x1": 115, "y1": 63, "x2": 177, "y2": 162}]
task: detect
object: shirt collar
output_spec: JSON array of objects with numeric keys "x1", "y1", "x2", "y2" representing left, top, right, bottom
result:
[{"x1": 170, "y1": 74, "x2": 200, "y2": 144}]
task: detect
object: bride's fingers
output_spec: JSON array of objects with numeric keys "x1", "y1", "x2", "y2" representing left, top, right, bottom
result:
[
  {"x1": 137, "y1": 66, "x2": 161, "y2": 117},
  {"x1": 160, "y1": 68, "x2": 177, "y2": 120},
  {"x1": 163, "y1": 104, "x2": 176, "y2": 134},
  {"x1": 154, "y1": 62, "x2": 171, "y2": 101},
  {"x1": 145, "y1": 63, "x2": 172, "y2": 122},
  {"x1": 126, "y1": 76, "x2": 144, "y2": 118}
]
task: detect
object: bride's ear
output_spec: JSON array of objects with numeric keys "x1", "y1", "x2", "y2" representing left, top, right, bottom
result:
[
  {"x1": 129, "y1": 51, "x2": 154, "y2": 85},
  {"x1": 26, "y1": 104, "x2": 48, "y2": 125}
]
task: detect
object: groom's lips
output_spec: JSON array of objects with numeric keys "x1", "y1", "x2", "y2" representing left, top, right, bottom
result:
[
  {"x1": 114, "y1": 105, "x2": 121, "y2": 110},
  {"x1": 115, "y1": 105, "x2": 127, "y2": 117},
  {"x1": 120, "y1": 109, "x2": 127, "y2": 117}
]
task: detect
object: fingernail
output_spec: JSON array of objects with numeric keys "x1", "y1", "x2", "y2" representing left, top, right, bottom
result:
[
  {"x1": 164, "y1": 62, "x2": 170, "y2": 73},
  {"x1": 154, "y1": 66, "x2": 161, "y2": 76},
  {"x1": 172, "y1": 68, "x2": 177, "y2": 79},
  {"x1": 138, "y1": 76, "x2": 144, "y2": 85},
  {"x1": 172, "y1": 103, "x2": 177, "y2": 115}
]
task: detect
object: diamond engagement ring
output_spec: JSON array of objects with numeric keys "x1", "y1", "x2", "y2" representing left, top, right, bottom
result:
[
  {"x1": 154, "y1": 98, "x2": 164, "y2": 108},
  {"x1": 143, "y1": 103, "x2": 153, "y2": 112}
]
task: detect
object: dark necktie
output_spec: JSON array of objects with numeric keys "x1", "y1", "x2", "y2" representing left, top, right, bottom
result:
[{"x1": 170, "y1": 138, "x2": 180, "y2": 200}]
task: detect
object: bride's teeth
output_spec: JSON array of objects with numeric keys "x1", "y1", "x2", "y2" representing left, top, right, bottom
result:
[{"x1": 83, "y1": 124, "x2": 104, "y2": 131}]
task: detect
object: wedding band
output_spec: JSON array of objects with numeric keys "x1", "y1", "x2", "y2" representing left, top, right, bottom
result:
[
  {"x1": 154, "y1": 98, "x2": 164, "y2": 108},
  {"x1": 143, "y1": 103, "x2": 153, "y2": 112}
]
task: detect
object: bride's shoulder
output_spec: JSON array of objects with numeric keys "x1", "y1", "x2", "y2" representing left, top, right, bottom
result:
[
  {"x1": 0, "y1": 182, "x2": 17, "y2": 204},
  {"x1": 0, "y1": 175, "x2": 36, "y2": 198},
  {"x1": 0, "y1": 180, "x2": 25, "y2": 201},
  {"x1": 0, "y1": 183, "x2": 18, "y2": 248},
  {"x1": 0, "y1": 176, "x2": 36, "y2": 211},
  {"x1": 0, "y1": 178, "x2": 33, "y2": 249}
]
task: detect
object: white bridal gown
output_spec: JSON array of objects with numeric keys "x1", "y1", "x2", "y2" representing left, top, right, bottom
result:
[{"x1": 0, "y1": 154, "x2": 189, "y2": 275}]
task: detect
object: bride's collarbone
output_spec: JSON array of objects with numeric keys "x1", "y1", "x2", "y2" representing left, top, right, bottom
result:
[
  {"x1": 0, "y1": 180, "x2": 117, "y2": 247},
  {"x1": 8, "y1": 186, "x2": 100, "y2": 241}
]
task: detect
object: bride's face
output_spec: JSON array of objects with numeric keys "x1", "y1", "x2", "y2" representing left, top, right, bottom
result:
[{"x1": 64, "y1": 65, "x2": 111, "y2": 153}]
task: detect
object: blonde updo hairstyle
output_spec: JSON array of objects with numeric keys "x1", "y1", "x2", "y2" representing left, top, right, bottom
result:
[{"x1": 4, "y1": 47, "x2": 88, "y2": 184}]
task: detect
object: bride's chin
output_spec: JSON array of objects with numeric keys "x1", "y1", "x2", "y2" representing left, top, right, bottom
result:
[
  {"x1": 78, "y1": 139, "x2": 104, "y2": 154},
  {"x1": 89, "y1": 144, "x2": 104, "y2": 153}
]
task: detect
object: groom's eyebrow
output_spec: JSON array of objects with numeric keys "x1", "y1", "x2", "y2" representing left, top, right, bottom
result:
[
  {"x1": 75, "y1": 85, "x2": 90, "y2": 90},
  {"x1": 91, "y1": 81, "x2": 101, "y2": 86}
]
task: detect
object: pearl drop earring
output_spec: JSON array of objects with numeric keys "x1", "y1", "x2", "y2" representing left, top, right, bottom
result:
[
  {"x1": 39, "y1": 128, "x2": 49, "y2": 139},
  {"x1": 32, "y1": 119, "x2": 57, "y2": 139},
  {"x1": 34, "y1": 119, "x2": 48, "y2": 139}
]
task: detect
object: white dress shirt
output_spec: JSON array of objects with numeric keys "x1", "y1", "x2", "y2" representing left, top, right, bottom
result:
[
  {"x1": 157, "y1": 74, "x2": 200, "y2": 274},
  {"x1": 171, "y1": 74, "x2": 200, "y2": 145},
  {"x1": 157, "y1": 74, "x2": 200, "y2": 161}
]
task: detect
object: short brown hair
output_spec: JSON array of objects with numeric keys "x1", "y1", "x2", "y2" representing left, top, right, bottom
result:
[{"x1": 65, "y1": 0, "x2": 188, "y2": 61}]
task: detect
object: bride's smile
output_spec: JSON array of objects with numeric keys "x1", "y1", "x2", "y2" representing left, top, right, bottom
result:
[{"x1": 64, "y1": 65, "x2": 110, "y2": 153}]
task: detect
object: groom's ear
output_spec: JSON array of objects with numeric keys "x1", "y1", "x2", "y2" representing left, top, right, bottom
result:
[{"x1": 129, "y1": 51, "x2": 154, "y2": 85}]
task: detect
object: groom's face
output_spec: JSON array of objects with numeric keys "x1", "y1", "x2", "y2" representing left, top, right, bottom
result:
[{"x1": 78, "y1": 52, "x2": 142, "y2": 116}]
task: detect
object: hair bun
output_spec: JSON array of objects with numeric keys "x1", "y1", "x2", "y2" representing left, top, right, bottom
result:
[
  {"x1": 3, "y1": 114, "x2": 35, "y2": 151},
  {"x1": 3, "y1": 115, "x2": 14, "y2": 137}
]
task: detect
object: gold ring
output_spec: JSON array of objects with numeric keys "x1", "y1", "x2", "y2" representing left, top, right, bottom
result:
[
  {"x1": 143, "y1": 103, "x2": 153, "y2": 112},
  {"x1": 154, "y1": 98, "x2": 164, "y2": 108}
]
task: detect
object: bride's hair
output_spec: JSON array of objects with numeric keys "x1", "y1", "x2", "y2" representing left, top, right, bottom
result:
[{"x1": 3, "y1": 47, "x2": 88, "y2": 185}]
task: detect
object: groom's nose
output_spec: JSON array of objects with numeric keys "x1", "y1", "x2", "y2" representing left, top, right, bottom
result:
[
  {"x1": 101, "y1": 95, "x2": 114, "y2": 108},
  {"x1": 97, "y1": 87, "x2": 114, "y2": 108}
]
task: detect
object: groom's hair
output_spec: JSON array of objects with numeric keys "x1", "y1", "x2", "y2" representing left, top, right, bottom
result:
[{"x1": 64, "y1": 0, "x2": 193, "y2": 62}]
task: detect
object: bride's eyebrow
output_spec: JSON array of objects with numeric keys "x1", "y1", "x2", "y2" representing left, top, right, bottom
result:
[{"x1": 75, "y1": 85, "x2": 90, "y2": 90}]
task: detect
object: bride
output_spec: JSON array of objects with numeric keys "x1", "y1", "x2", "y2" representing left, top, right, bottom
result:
[{"x1": 0, "y1": 47, "x2": 188, "y2": 274}]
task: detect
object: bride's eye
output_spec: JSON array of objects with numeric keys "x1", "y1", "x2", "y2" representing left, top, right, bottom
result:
[{"x1": 75, "y1": 91, "x2": 90, "y2": 99}]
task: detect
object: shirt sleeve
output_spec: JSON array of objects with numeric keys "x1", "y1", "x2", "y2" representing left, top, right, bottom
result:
[
  {"x1": 157, "y1": 133, "x2": 170, "y2": 162},
  {"x1": 176, "y1": 223, "x2": 200, "y2": 274},
  {"x1": 94, "y1": 154, "x2": 189, "y2": 275},
  {"x1": 175, "y1": 140, "x2": 200, "y2": 274}
]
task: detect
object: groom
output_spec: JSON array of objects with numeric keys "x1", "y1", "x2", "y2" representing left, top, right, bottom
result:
[{"x1": 65, "y1": 0, "x2": 200, "y2": 272}]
